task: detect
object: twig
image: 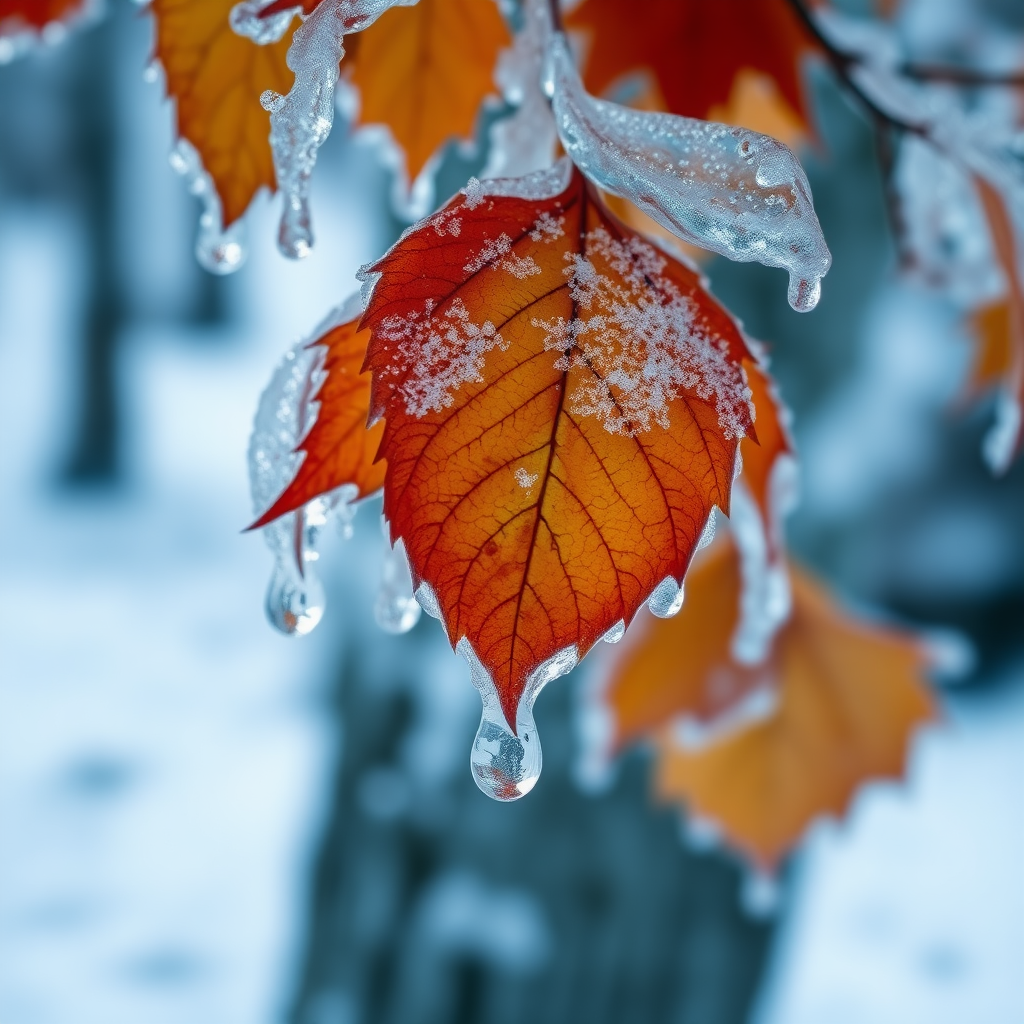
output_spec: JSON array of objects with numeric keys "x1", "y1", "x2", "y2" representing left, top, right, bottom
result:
[{"x1": 901, "y1": 63, "x2": 1024, "y2": 88}]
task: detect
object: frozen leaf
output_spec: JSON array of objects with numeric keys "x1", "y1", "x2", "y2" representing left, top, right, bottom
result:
[
  {"x1": 360, "y1": 163, "x2": 756, "y2": 784},
  {"x1": 545, "y1": 35, "x2": 831, "y2": 312},
  {"x1": 151, "y1": 0, "x2": 295, "y2": 263},
  {"x1": 0, "y1": 0, "x2": 84, "y2": 33},
  {"x1": 652, "y1": 550, "x2": 936, "y2": 869},
  {"x1": 346, "y1": 0, "x2": 511, "y2": 211},
  {"x1": 565, "y1": 0, "x2": 818, "y2": 131},
  {"x1": 250, "y1": 294, "x2": 386, "y2": 529}
]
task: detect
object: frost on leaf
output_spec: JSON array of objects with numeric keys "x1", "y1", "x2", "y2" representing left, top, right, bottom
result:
[
  {"x1": 647, "y1": 542, "x2": 936, "y2": 869},
  {"x1": 360, "y1": 163, "x2": 756, "y2": 733},
  {"x1": 250, "y1": 294, "x2": 386, "y2": 529},
  {"x1": 546, "y1": 34, "x2": 831, "y2": 312}
]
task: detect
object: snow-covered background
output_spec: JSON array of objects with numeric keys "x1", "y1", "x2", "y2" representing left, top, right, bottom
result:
[{"x1": 1, "y1": 3, "x2": 1022, "y2": 1023}]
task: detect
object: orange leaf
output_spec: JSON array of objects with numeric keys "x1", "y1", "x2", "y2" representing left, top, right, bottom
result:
[
  {"x1": 361, "y1": 164, "x2": 756, "y2": 730},
  {"x1": 346, "y1": 0, "x2": 510, "y2": 184},
  {"x1": 604, "y1": 538, "x2": 769, "y2": 750},
  {"x1": 652, "y1": 544, "x2": 935, "y2": 869},
  {"x1": 566, "y1": 0, "x2": 819, "y2": 133},
  {"x1": 251, "y1": 307, "x2": 386, "y2": 528},
  {"x1": 0, "y1": 0, "x2": 82, "y2": 31},
  {"x1": 965, "y1": 299, "x2": 1013, "y2": 397},
  {"x1": 151, "y1": 0, "x2": 296, "y2": 227}
]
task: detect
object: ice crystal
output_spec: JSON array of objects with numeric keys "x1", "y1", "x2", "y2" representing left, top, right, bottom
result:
[{"x1": 545, "y1": 35, "x2": 831, "y2": 312}]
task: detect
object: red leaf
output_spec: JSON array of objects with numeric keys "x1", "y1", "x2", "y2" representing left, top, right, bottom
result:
[
  {"x1": 361, "y1": 164, "x2": 757, "y2": 729},
  {"x1": 0, "y1": 0, "x2": 83, "y2": 32}
]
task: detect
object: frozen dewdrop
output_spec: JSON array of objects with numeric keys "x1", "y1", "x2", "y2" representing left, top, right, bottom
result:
[
  {"x1": 375, "y1": 536, "x2": 422, "y2": 634},
  {"x1": 788, "y1": 273, "x2": 822, "y2": 313},
  {"x1": 461, "y1": 639, "x2": 578, "y2": 801},
  {"x1": 266, "y1": 558, "x2": 325, "y2": 635},
  {"x1": 601, "y1": 619, "x2": 626, "y2": 643},
  {"x1": 648, "y1": 577, "x2": 685, "y2": 618}
]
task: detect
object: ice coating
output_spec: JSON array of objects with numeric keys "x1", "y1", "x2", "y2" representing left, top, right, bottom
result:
[
  {"x1": 230, "y1": 0, "x2": 297, "y2": 44},
  {"x1": 544, "y1": 34, "x2": 831, "y2": 312},
  {"x1": 248, "y1": 337, "x2": 358, "y2": 635},
  {"x1": 260, "y1": 0, "x2": 419, "y2": 258},
  {"x1": 648, "y1": 576, "x2": 685, "y2": 619},
  {"x1": 461, "y1": 638, "x2": 579, "y2": 801},
  {"x1": 375, "y1": 528, "x2": 422, "y2": 634},
  {"x1": 168, "y1": 139, "x2": 248, "y2": 274},
  {"x1": 601, "y1": 619, "x2": 626, "y2": 644},
  {"x1": 482, "y1": 0, "x2": 558, "y2": 180}
]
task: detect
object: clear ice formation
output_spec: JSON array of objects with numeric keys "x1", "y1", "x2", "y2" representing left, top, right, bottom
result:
[
  {"x1": 229, "y1": 0, "x2": 298, "y2": 44},
  {"x1": 168, "y1": 140, "x2": 248, "y2": 274},
  {"x1": 375, "y1": 527, "x2": 422, "y2": 634},
  {"x1": 248, "y1": 331, "x2": 358, "y2": 635},
  {"x1": 254, "y1": 0, "x2": 419, "y2": 258},
  {"x1": 648, "y1": 576, "x2": 685, "y2": 619},
  {"x1": 482, "y1": 0, "x2": 558, "y2": 180},
  {"x1": 544, "y1": 34, "x2": 831, "y2": 312}
]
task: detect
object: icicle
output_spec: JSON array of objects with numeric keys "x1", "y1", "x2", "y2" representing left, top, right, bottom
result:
[
  {"x1": 248, "y1": 327, "x2": 359, "y2": 635},
  {"x1": 168, "y1": 139, "x2": 248, "y2": 274},
  {"x1": 260, "y1": 0, "x2": 418, "y2": 258},
  {"x1": 482, "y1": 0, "x2": 558, "y2": 180},
  {"x1": 375, "y1": 526, "x2": 422, "y2": 634},
  {"x1": 544, "y1": 34, "x2": 831, "y2": 311},
  {"x1": 648, "y1": 576, "x2": 685, "y2": 619},
  {"x1": 461, "y1": 639, "x2": 578, "y2": 801}
]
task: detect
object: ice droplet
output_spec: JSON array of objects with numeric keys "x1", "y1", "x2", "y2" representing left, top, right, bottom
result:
[
  {"x1": 982, "y1": 389, "x2": 1021, "y2": 475},
  {"x1": 375, "y1": 528, "x2": 422, "y2": 634},
  {"x1": 648, "y1": 576, "x2": 685, "y2": 618},
  {"x1": 169, "y1": 139, "x2": 248, "y2": 274},
  {"x1": 741, "y1": 869, "x2": 780, "y2": 918},
  {"x1": 460, "y1": 639, "x2": 578, "y2": 801},
  {"x1": 248, "y1": 331, "x2": 359, "y2": 636},
  {"x1": 788, "y1": 273, "x2": 822, "y2": 312},
  {"x1": 601, "y1": 619, "x2": 626, "y2": 643},
  {"x1": 696, "y1": 507, "x2": 718, "y2": 551},
  {"x1": 545, "y1": 34, "x2": 831, "y2": 310}
]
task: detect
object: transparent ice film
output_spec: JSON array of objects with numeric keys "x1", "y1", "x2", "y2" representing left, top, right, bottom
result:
[
  {"x1": 461, "y1": 639, "x2": 579, "y2": 801},
  {"x1": 375, "y1": 525, "x2": 422, "y2": 634},
  {"x1": 248, "y1": 336, "x2": 357, "y2": 635},
  {"x1": 544, "y1": 34, "x2": 831, "y2": 311},
  {"x1": 482, "y1": 0, "x2": 558, "y2": 180},
  {"x1": 260, "y1": 0, "x2": 419, "y2": 258},
  {"x1": 169, "y1": 139, "x2": 247, "y2": 274}
]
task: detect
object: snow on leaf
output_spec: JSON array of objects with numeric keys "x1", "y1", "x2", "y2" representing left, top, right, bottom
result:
[
  {"x1": 650, "y1": 544, "x2": 936, "y2": 870},
  {"x1": 151, "y1": 0, "x2": 296, "y2": 228},
  {"x1": 565, "y1": 0, "x2": 819, "y2": 132},
  {"x1": 250, "y1": 298, "x2": 386, "y2": 529},
  {"x1": 545, "y1": 34, "x2": 831, "y2": 312},
  {"x1": 360, "y1": 163, "x2": 756, "y2": 733},
  {"x1": 346, "y1": 0, "x2": 511, "y2": 206}
]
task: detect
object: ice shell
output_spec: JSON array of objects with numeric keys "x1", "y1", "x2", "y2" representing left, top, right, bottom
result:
[
  {"x1": 648, "y1": 576, "x2": 685, "y2": 619},
  {"x1": 460, "y1": 639, "x2": 579, "y2": 802},
  {"x1": 375, "y1": 532, "x2": 422, "y2": 634},
  {"x1": 545, "y1": 34, "x2": 831, "y2": 310}
]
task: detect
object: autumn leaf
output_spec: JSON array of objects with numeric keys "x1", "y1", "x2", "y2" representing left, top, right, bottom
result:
[
  {"x1": 360, "y1": 163, "x2": 756, "y2": 731},
  {"x1": 151, "y1": 0, "x2": 297, "y2": 227},
  {"x1": 0, "y1": 0, "x2": 82, "y2": 31},
  {"x1": 251, "y1": 306, "x2": 386, "y2": 528},
  {"x1": 343, "y1": 0, "x2": 510, "y2": 187},
  {"x1": 650, "y1": 542, "x2": 935, "y2": 869},
  {"x1": 965, "y1": 299, "x2": 1013, "y2": 398},
  {"x1": 565, "y1": 0, "x2": 819, "y2": 133}
]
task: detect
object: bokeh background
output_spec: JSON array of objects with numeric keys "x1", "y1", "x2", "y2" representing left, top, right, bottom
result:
[{"x1": 0, "y1": 1, "x2": 1022, "y2": 1022}]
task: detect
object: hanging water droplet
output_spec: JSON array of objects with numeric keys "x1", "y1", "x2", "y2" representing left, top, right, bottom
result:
[
  {"x1": 142, "y1": 60, "x2": 160, "y2": 84},
  {"x1": 375, "y1": 531, "x2": 422, "y2": 634},
  {"x1": 459, "y1": 639, "x2": 578, "y2": 801},
  {"x1": 277, "y1": 195, "x2": 314, "y2": 259},
  {"x1": 648, "y1": 576, "x2": 685, "y2": 618},
  {"x1": 266, "y1": 555, "x2": 325, "y2": 635},
  {"x1": 787, "y1": 273, "x2": 822, "y2": 312},
  {"x1": 601, "y1": 619, "x2": 626, "y2": 643}
]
